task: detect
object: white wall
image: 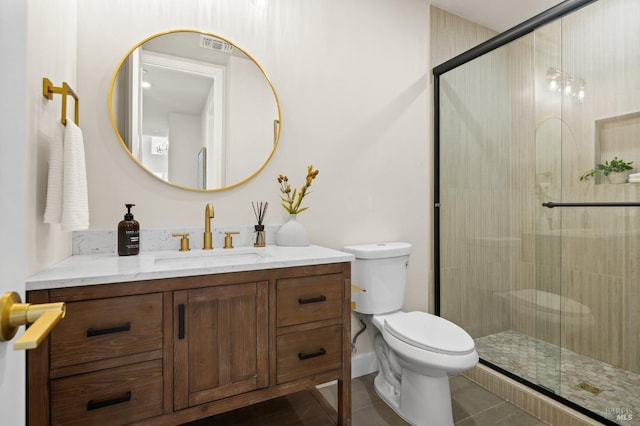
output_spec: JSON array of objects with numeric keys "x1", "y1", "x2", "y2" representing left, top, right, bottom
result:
[{"x1": 30, "y1": 0, "x2": 78, "y2": 273}]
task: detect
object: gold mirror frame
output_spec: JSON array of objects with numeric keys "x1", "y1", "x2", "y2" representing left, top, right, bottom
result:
[{"x1": 108, "y1": 29, "x2": 281, "y2": 192}]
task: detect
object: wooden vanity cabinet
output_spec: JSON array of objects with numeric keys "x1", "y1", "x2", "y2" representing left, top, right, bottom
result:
[
  {"x1": 173, "y1": 281, "x2": 269, "y2": 409},
  {"x1": 27, "y1": 262, "x2": 351, "y2": 426}
]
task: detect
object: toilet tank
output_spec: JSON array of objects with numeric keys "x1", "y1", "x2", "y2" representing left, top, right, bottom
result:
[{"x1": 343, "y1": 242, "x2": 411, "y2": 314}]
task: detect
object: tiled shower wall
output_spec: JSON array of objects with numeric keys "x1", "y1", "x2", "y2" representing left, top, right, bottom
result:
[{"x1": 430, "y1": 6, "x2": 497, "y2": 317}]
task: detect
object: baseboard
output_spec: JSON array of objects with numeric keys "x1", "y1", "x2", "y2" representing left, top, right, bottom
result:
[{"x1": 351, "y1": 351, "x2": 378, "y2": 378}]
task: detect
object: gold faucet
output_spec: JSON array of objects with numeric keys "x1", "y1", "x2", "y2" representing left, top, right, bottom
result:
[{"x1": 203, "y1": 203, "x2": 214, "y2": 249}]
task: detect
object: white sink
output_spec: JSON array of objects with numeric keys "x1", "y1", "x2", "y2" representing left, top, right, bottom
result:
[{"x1": 153, "y1": 247, "x2": 267, "y2": 267}]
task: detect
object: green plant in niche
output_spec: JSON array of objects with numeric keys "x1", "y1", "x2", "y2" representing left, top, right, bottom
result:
[{"x1": 579, "y1": 156, "x2": 633, "y2": 181}]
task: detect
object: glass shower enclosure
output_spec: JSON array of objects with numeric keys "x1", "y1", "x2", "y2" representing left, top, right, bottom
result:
[{"x1": 434, "y1": 0, "x2": 640, "y2": 423}]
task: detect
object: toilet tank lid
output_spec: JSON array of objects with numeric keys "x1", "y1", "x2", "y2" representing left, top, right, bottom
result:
[{"x1": 343, "y1": 242, "x2": 411, "y2": 259}]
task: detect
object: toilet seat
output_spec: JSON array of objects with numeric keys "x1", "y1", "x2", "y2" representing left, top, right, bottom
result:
[{"x1": 384, "y1": 311, "x2": 475, "y2": 355}]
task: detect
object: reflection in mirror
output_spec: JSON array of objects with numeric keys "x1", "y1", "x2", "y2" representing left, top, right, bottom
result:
[
  {"x1": 110, "y1": 30, "x2": 281, "y2": 191},
  {"x1": 197, "y1": 147, "x2": 207, "y2": 190}
]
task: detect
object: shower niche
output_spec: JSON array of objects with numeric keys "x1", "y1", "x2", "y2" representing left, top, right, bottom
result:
[{"x1": 594, "y1": 111, "x2": 640, "y2": 184}]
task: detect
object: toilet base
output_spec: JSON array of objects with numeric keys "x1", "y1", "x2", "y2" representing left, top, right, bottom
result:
[{"x1": 374, "y1": 366, "x2": 454, "y2": 426}]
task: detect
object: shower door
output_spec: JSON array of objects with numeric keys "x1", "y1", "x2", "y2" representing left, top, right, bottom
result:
[
  {"x1": 437, "y1": 26, "x2": 564, "y2": 396},
  {"x1": 436, "y1": 0, "x2": 640, "y2": 423},
  {"x1": 534, "y1": 0, "x2": 640, "y2": 421}
]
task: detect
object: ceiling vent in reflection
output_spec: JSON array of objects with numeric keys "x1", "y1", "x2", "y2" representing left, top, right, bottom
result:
[{"x1": 199, "y1": 35, "x2": 234, "y2": 53}]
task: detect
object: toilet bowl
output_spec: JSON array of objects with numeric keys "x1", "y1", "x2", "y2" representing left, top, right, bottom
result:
[
  {"x1": 369, "y1": 311, "x2": 478, "y2": 426},
  {"x1": 374, "y1": 311, "x2": 478, "y2": 376},
  {"x1": 344, "y1": 242, "x2": 478, "y2": 426}
]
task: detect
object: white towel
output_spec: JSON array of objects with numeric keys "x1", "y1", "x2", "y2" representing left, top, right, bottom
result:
[
  {"x1": 44, "y1": 123, "x2": 64, "y2": 224},
  {"x1": 61, "y1": 120, "x2": 89, "y2": 231}
]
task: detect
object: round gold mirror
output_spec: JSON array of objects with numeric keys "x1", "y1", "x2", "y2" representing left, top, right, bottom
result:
[{"x1": 109, "y1": 30, "x2": 281, "y2": 191}]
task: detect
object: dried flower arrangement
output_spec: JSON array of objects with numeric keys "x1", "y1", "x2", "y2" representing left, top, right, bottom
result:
[{"x1": 277, "y1": 165, "x2": 320, "y2": 214}]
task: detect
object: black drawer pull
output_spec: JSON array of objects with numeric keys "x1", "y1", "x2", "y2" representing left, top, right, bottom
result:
[
  {"x1": 86, "y1": 323, "x2": 131, "y2": 337},
  {"x1": 298, "y1": 348, "x2": 326, "y2": 360},
  {"x1": 298, "y1": 295, "x2": 326, "y2": 305},
  {"x1": 178, "y1": 304, "x2": 185, "y2": 339},
  {"x1": 87, "y1": 391, "x2": 132, "y2": 411}
]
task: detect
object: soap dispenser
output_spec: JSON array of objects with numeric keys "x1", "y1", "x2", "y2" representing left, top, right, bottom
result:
[{"x1": 118, "y1": 204, "x2": 140, "y2": 256}]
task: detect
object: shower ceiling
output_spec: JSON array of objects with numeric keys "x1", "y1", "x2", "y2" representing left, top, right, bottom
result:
[{"x1": 428, "y1": 0, "x2": 565, "y2": 32}]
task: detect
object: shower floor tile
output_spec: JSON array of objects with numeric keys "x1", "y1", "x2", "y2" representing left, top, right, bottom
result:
[{"x1": 475, "y1": 330, "x2": 640, "y2": 423}]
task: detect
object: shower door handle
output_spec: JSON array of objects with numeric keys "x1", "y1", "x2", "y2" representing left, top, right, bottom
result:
[{"x1": 543, "y1": 202, "x2": 640, "y2": 208}]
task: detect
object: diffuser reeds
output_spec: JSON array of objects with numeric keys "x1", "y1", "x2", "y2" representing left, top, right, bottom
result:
[{"x1": 252, "y1": 202, "x2": 268, "y2": 247}]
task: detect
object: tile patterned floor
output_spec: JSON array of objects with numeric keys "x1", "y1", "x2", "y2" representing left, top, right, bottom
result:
[
  {"x1": 475, "y1": 329, "x2": 640, "y2": 423},
  {"x1": 186, "y1": 373, "x2": 545, "y2": 425}
]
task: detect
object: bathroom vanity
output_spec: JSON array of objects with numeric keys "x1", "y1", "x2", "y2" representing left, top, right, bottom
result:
[{"x1": 25, "y1": 246, "x2": 353, "y2": 425}]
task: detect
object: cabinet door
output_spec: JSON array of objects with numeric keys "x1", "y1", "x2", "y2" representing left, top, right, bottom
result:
[{"x1": 174, "y1": 281, "x2": 268, "y2": 409}]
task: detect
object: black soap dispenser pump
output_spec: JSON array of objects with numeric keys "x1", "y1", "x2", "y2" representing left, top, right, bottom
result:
[{"x1": 118, "y1": 204, "x2": 140, "y2": 256}]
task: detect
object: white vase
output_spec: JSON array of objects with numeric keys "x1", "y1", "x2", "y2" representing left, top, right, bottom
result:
[
  {"x1": 607, "y1": 171, "x2": 629, "y2": 184},
  {"x1": 276, "y1": 214, "x2": 309, "y2": 246}
]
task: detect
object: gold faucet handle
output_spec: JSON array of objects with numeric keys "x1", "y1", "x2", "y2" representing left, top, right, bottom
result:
[
  {"x1": 172, "y1": 233, "x2": 191, "y2": 251},
  {"x1": 223, "y1": 232, "x2": 240, "y2": 249}
]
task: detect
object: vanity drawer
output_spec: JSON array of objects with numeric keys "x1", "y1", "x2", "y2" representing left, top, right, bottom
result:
[
  {"x1": 276, "y1": 324, "x2": 342, "y2": 383},
  {"x1": 50, "y1": 359, "x2": 163, "y2": 425},
  {"x1": 276, "y1": 274, "x2": 343, "y2": 327},
  {"x1": 50, "y1": 293, "x2": 163, "y2": 369}
]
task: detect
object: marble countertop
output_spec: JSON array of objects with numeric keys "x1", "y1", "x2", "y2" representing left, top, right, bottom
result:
[{"x1": 26, "y1": 245, "x2": 355, "y2": 291}]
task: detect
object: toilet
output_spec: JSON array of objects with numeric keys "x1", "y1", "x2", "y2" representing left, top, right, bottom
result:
[{"x1": 343, "y1": 242, "x2": 478, "y2": 426}]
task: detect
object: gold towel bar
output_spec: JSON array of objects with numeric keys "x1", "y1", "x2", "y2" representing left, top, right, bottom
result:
[{"x1": 42, "y1": 77, "x2": 79, "y2": 126}]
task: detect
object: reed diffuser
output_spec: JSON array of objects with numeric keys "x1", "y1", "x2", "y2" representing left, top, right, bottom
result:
[{"x1": 252, "y1": 202, "x2": 268, "y2": 247}]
